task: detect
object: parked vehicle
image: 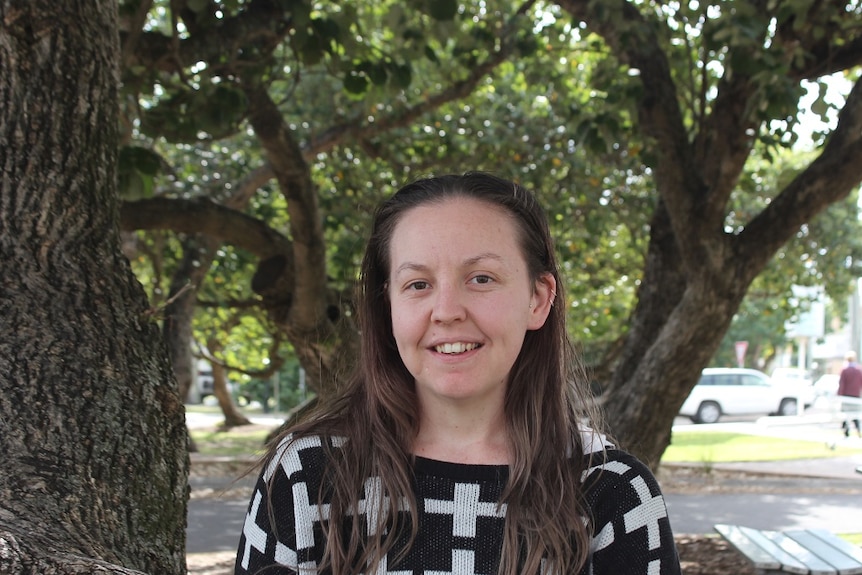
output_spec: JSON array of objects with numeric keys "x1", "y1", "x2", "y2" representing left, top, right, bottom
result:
[
  {"x1": 197, "y1": 365, "x2": 215, "y2": 398},
  {"x1": 679, "y1": 367, "x2": 807, "y2": 424},
  {"x1": 770, "y1": 367, "x2": 816, "y2": 408},
  {"x1": 813, "y1": 373, "x2": 839, "y2": 398},
  {"x1": 194, "y1": 360, "x2": 244, "y2": 403}
]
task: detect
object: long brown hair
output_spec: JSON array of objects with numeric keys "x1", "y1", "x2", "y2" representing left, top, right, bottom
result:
[{"x1": 265, "y1": 172, "x2": 604, "y2": 574}]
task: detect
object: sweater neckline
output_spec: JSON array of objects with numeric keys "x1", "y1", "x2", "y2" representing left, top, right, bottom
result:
[{"x1": 413, "y1": 456, "x2": 509, "y2": 480}]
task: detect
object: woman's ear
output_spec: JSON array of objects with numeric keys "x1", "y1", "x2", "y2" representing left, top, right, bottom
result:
[{"x1": 527, "y1": 273, "x2": 556, "y2": 330}]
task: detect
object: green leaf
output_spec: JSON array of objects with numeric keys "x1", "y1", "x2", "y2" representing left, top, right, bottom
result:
[
  {"x1": 515, "y1": 34, "x2": 539, "y2": 57},
  {"x1": 186, "y1": 0, "x2": 209, "y2": 14},
  {"x1": 212, "y1": 85, "x2": 247, "y2": 116},
  {"x1": 311, "y1": 17, "x2": 342, "y2": 49},
  {"x1": 119, "y1": 146, "x2": 163, "y2": 177},
  {"x1": 390, "y1": 63, "x2": 412, "y2": 89},
  {"x1": 118, "y1": 170, "x2": 153, "y2": 201},
  {"x1": 367, "y1": 63, "x2": 388, "y2": 86},
  {"x1": 427, "y1": 0, "x2": 458, "y2": 20},
  {"x1": 424, "y1": 45, "x2": 440, "y2": 63},
  {"x1": 343, "y1": 72, "x2": 369, "y2": 95}
]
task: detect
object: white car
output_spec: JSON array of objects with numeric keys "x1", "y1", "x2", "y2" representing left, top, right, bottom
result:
[
  {"x1": 770, "y1": 367, "x2": 816, "y2": 408},
  {"x1": 679, "y1": 367, "x2": 807, "y2": 424},
  {"x1": 813, "y1": 373, "x2": 839, "y2": 398}
]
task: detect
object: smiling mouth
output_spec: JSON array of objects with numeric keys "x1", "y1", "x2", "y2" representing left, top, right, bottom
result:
[{"x1": 434, "y1": 342, "x2": 480, "y2": 354}]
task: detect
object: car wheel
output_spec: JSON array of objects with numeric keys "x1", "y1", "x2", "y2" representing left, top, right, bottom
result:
[
  {"x1": 694, "y1": 401, "x2": 721, "y2": 424},
  {"x1": 778, "y1": 398, "x2": 798, "y2": 416}
]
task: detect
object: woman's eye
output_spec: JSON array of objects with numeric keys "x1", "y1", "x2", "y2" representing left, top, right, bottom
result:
[
  {"x1": 407, "y1": 281, "x2": 429, "y2": 291},
  {"x1": 471, "y1": 275, "x2": 493, "y2": 285}
]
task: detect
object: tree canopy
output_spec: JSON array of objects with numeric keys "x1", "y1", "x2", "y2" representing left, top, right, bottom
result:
[{"x1": 119, "y1": 0, "x2": 862, "y2": 466}]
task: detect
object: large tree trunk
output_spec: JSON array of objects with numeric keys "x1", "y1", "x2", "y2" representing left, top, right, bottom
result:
[
  {"x1": 0, "y1": 2, "x2": 188, "y2": 574},
  {"x1": 600, "y1": 203, "x2": 746, "y2": 468}
]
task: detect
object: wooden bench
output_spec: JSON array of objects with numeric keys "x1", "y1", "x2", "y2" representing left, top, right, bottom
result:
[{"x1": 714, "y1": 524, "x2": 862, "y2": 574}]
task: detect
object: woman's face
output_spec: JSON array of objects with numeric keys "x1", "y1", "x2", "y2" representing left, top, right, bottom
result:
[{"x1": 387, "y1": 196, "x2": 554, "y2": 413}]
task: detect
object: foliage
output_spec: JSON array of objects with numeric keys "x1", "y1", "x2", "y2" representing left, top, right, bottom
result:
[
  {"x1": 114, "y1": 0, "x2": 862, "y2": 463},
  {"x1": 242, "y1": 355, "x2": 311, "y2": 412}
]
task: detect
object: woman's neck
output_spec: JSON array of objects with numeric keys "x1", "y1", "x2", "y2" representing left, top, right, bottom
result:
[{"x1": 412, "y1": 401, "x2": 511, "y2": 465}]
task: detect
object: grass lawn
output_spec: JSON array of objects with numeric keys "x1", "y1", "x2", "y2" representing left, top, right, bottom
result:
[
  {"x1": 190, "y1": 426, "x2": 273, "y2": 457},
  {"x1": 844, "y1": 533, "x2": 862, "y2": 545},
  {"x1": 662, "y1": 430, "x2": 862, "y2": 463}
]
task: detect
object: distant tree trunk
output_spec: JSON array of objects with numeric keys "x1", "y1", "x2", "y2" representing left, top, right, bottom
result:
[
  {"x1": 163, "y1": 238, "x2": 202, "y2": 404},
  {"x1": 163, "y1": 235, "x2": 212, "y2": 452},
  {"x1": 0, "y1": 2, "x2": 188, "y2": 574},
  {"x1": 163, "y1": 235, "x2": 251, "y2": 429},
  {"x1": 211, "y1": 360, "x2": 253, "y2": 428},
  {"x1": 204, "y1": 337, "x2": 252, "y2": 428}
]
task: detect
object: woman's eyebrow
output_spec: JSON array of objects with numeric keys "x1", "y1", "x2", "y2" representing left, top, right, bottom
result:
[
  {"x1": 394, "y1": 253, "x2": 504, "y2": 277},
  {"x1": 464, "y1": 252, "x2": 504, "y2": 267},
  {"x1": 392, "y1": 262, "x2": 428, "y2": 277}
]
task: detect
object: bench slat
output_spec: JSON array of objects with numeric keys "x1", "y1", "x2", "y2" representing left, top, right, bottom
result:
[
  {"x1": 742, "y1": 527, "x2": 811, "y2": 574},
  {"x1": 767, "y1": 530, "x2": 838, "y2": 575},
  {"x1": 714, "y1": 524, "x2": 812, "y2": 574},
  {"x1": 716, "y1": 524, "x2": 862, "y2": 575},
  {"x1": 810, "y1": 530, "x2": 862, "y2": 565},
  {"x1": 714, "y1": 524, "x2": 781, "y2": 570},
  {"x1": 799, "y1": 530, "x2": 862, "y2": 575}
]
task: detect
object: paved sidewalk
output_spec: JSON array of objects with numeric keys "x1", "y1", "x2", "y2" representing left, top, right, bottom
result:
[{"x1": 707, "y1": 454, "x2": 862, "y2": 480}]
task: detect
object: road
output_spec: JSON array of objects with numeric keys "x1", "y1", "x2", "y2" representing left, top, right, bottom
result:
[
  {"x1": 188, "y1": 461, "x2": 862, "y2": 552},
  {"x1": 186, "y1": 408, "x2": 862, "y2": 553}
]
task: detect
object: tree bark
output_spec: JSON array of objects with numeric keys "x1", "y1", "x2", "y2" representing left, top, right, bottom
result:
[{"x1": 0, "y1": 2, "x2": 187, "y2": 573}]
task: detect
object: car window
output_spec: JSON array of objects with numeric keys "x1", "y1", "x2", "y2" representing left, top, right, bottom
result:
[
  {"x1": 708, "y1": 374, "x2": 738, "y2": 386},
  {"x1": 740, "y1": 374, "x2": 768, "y2": 387}
]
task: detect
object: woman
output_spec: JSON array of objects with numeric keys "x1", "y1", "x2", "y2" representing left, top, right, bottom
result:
[{"x1": 234, "y1": 172, "x2": 681, "y2": 575}]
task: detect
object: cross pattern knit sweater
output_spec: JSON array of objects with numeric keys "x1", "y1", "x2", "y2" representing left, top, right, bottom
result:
[{"x1": 234, "y1": 433, "x2": 681, "y2": 575}]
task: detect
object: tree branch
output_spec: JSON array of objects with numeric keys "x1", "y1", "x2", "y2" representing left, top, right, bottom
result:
[
  {"x1": 555, "y1": 0, "x2": 709, "y2": 273},
  {"x1": 739, "y1": 76, "x2": 862, "y2": 273},
  {"x1": 119, "y1": 197, "x2": 293, "y2": 262},
  {"x1": 243, "y1": 82, "x2": 329, "y2": 334},
  {"x1": 306, "y1": 0, "x2": 537, "y2": 154}
]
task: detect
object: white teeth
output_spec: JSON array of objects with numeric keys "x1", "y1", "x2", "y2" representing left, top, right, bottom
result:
[{"x1": 435, "y1": 342, "x2": 478, "y2": 354}]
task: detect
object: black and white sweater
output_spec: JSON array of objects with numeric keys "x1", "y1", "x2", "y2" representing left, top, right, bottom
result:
[{"x1": 234, "y1": 433, "x2": 681, "y2": 575}]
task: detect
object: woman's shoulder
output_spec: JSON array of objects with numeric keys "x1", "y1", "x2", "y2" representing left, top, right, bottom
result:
[
  {"x1": 579, "y1": 446, "x2": 662, "y2": 494},
  {"x1": 261, "y1": 432, "x2": 346, "y2": 483}
]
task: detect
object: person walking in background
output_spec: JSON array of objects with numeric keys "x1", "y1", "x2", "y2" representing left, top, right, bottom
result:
[
  {"x1": 839, "y1": 351, "x2": 862, "y2": 438},
  {"x1": 233, "y1": 172, "x2": 681, "y2": 575}
]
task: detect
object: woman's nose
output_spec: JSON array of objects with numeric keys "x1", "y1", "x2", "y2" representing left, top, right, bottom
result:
[{"x1": 431, "y1": 283, "x2": 467, "y2": 323}]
